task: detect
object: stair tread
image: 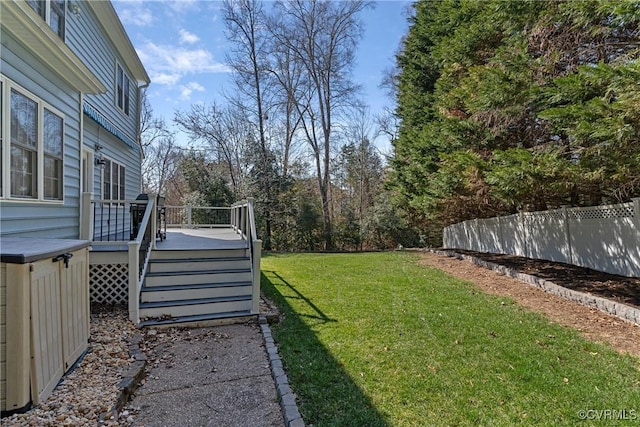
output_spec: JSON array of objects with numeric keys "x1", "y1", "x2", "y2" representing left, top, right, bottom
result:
[
  {"x1": 150, "y1": 256, "x2": 249, "y2": 263},
  {"x1": 142, "y1": 282, "x2": 252, "y2": 292},
  {"x1": 139, "y1": 310, "x2": 253, "y2": 327},
  {"x1": 146, "y1": 268, "x2": 251, "y2": 277},
  {"x1": 140, "y1": 295, "x2": 251, "y2": 308}
]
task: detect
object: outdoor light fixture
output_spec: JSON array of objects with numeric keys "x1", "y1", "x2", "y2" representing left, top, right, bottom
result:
[
  {"x1": 69, "y1": 3, "x2": 81, "y2": 16},
  {"x1": 94, "y1": 143, "x2": 106, "y2": 166}
]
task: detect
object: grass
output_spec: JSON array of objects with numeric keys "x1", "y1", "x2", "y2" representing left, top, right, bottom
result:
[{"x1": 261, "y1": 252, "x2": 640, "y2": 426}]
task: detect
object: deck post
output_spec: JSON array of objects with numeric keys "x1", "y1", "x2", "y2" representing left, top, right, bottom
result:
[
  {"x1": 150, "y1": 194, "x2": 157, "y2": 249},
  {"x1": 231, "y1": 204, "x2": 237, "y2": 230},
  {"x1": 251, "y1": 239, "x2": 262, "y2": 314},
  {"x1": 128, "y1": 241, "x2": 140, "y2": 324},
  {"x1": 240, "y1": 205, "x2": 246, "y2": 240},
  {"x1": 80, "y1": 192, "x2": 92, "y2": 240}
]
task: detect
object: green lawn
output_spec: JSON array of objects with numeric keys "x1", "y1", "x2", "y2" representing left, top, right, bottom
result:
[{"x1": 261, "y1": 252, "x2": 640, "y2": 426}]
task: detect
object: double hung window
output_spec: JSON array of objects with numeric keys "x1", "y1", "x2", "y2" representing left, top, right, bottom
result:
[
  {"x1": 1, "y1": 78, "x2": 64, "y2": 202},
  {"x1": 26, "y1": 0, "x2": 66, "y2": 40},
  {"x1": 102, "y1": 159, "x2": 125, "y2": 200},
  {"x1": 116, "y1": 64, "x2": 131, "y2": 116}
]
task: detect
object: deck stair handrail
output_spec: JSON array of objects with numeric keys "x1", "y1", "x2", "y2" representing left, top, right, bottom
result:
[
  {"x1": 231, "y1": 198, "x2": 262, "y2": 314},
  {"x1": 82, "y1": 194, "x2": 262, "y2": 322},
  {"x1": 127, "y1": 196, "x2": 156, "y2": 323},
  {"x1": 81, "y1": 192, "x2": 157, "y2": 323}
]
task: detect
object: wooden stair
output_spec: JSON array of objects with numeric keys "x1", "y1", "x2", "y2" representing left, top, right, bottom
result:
[{"x1": 139, "y1": 247, "x2": 254, "y2": 327}]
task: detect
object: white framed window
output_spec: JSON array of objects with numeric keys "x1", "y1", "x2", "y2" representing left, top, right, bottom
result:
[
  {"x1": 116, "y1": 63, "x2": 131, "y2": 116},
  {"x1": 43, "y1": 108, "x2": 64, "y2": 199},
  {"x1": 0, "y1": 76, "x2": 65, "y2": 202},
  {"x1": 102, "y1": 158, "x2": 125, "y2": 200},
  {"x1": 26, "y1": 0, "x2": 66, "y2": 40}
]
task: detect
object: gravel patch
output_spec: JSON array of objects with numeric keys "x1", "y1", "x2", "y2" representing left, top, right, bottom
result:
[{"x1": 2, "y1": 305, "x2": 139, "y2": 427}]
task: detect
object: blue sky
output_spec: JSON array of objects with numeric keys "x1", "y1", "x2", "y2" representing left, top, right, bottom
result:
[{"x1": 112, "y1": 0, "x2": 413, "y2": 152}]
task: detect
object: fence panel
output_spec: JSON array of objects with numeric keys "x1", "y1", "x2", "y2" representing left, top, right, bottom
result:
[
  {"x1": 443, "y1": 222, "x2": 466, "y2": 249},
  {"x1": 442, "y1": 200, "x2": 640, "y2": 277},
  {"x1": 523, "y1": 209, "x2": 571, "y2": 264},
  {"x1": 568, "y1": 204, "x2": 640, "y2": 277},
  {"x1": 476, "y1": 218, "x2": 502, "y2": 253},
  {"x1": 500, "y1": 214, "x2": 526, "y2": 257},
  {"x1": 464, "y1": 220, "x2": 481, "y2": 252}
]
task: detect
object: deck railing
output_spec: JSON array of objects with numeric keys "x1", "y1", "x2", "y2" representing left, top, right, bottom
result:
[
  {"x1": 81, "y1": 193, "x2": 156, "y2": 323},
  {"x1": 82, "y1": 194, "x2": 262, "y2": 321},
  {"x1": 127, "y1": 197, "x2": 155, "y2": 323},
  {"x1": 164, "y1": 206, "x2": 231, "y2": 228},
  {"x1": 231, "y1": 198, "x2": 262, "y2": 314}
]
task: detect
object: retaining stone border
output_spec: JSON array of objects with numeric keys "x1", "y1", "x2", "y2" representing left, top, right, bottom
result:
[
  {"x1": 105, "y1": 333, "x2": 147, "y2": 421},
  {"x1": 431, "y1": 249, "x2": 640, "y2": 326},
  {"x1": 259, "y1": 315, "x2": 305, "y2": 427}
]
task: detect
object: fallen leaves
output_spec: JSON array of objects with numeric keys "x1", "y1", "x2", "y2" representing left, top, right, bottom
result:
[{"x1": 2, "y1": 305, "x2": 138, "y2": 427}]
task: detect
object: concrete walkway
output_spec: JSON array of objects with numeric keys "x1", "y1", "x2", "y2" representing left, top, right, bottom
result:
[{"x1": 128, "y1": 323, "x2": 284, "y2": 427}]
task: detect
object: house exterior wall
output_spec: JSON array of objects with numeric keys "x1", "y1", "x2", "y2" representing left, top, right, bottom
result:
[
  {"x1": 0, "y1": 29, "x2": 83, "y2": 238},
  {"x1": 84, "y1": 119, "x2": 142, "y2": 200},
  {"x1": 66, "y1": 4, "x2": 139, "y2": 142},
  {"x1": 0, "y1": 1, "x2": 147, "y2": 238},
  {"x1": 65, "y1": 2, "x2": 144, "y2": 202}
]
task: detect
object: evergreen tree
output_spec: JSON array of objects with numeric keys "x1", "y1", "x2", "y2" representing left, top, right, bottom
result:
[{"x1": 390, "y1": 0, "x2": 640, "y2": 234}]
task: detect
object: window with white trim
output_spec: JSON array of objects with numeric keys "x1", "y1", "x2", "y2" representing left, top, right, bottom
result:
[
  {"x1": 26, "y1": 0, "x2": 66, "y2": 40},
  {"x1": 1, "y1": 79, "x2": 64, "y2": 202},
  {"x1": 116, "y1": 64, "x2": 131, "y2": 116},
  {"x1": 102, "y1": 158, "x2": 125, "y2": 200},
  {"x1": 43, "y1": 108, "x2": 63, "y2": 199}
]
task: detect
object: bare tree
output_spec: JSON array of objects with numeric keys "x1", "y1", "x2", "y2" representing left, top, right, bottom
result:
[
  {"x1": 143, "y1": 136, "x2": 182, "y2": 197},
  {"x1": 223, "y1": 0, "x2": 279, "y2": 248},
  {"x1": 139, "y1": 90, "x2": 181, "y2": 198},
  {"x1": 139, "y1": 90, "x2": 172, "y2": 155},
  {"x1": 271, "y1": 0, "x2": 373, "y2": 250},
  {"x1": 174, "y1": 103, "x2": 254, "y2": 199}
]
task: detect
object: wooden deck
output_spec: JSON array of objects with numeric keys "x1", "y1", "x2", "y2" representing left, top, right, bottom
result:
[{"x1": 156, "y1": 227, "x2": 248, "y2": 250}]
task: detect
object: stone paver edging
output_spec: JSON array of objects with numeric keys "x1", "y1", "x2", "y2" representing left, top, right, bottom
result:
[
  {"x1": 106, "y1": 333, "x2": 147, "y2": 421},
  {"x1": 259, "y1": 315, "x2": 305, "y2": 427},
  {"x1": 432, "y1": 250, "x2": 640, "y2": 326}
]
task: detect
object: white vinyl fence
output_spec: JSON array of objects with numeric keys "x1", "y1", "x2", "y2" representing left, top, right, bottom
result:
[{"x1": 443, "y1": 199, "x2": 640, "y2": 277}]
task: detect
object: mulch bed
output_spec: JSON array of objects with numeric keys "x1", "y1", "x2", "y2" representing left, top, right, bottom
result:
[{"x1": 452, "y1": 249, "x2": 640, "y2": 309}]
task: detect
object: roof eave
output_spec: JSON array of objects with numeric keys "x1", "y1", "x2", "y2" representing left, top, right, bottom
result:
[{"x1": 86, "y1": 1, "x2": 151, "y2": 85}]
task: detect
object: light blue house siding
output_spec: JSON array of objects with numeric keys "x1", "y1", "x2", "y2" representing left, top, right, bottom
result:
[
  {"x1": 0, "y1": 29, "x2": 83, "y2": 238},
  {"x1": 67, "y1": 7, "x2": 138, "y2": 140},
  {"x1": 83, "y1": 119, "x2": 142, "y2": 200},
  {"x1": 65, "y1": 2, "x2": 144, "y2": 201},
  {"x1": 0, "y1": 1, "x2": 148, "y2": 239}
]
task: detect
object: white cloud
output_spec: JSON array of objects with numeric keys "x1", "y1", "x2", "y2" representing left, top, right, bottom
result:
[
  {"x1": 115, "y1": 2, "x2": 153, "y2": 26},
  {"x1": 168, "y1": 0, "x2": 199, "y2": 14},
  {"x1": 180, "y1": 81, "x2": 205, "y2": 99},
  {"x1": 179, "y1": 29, "x2": 200, "y2": 44},
  {"x1": 153, "y1": 73, "x2": 181, "y2": 86},
  {"x1": 136, "y1": 41, "x2": 230, "y2": 87}
]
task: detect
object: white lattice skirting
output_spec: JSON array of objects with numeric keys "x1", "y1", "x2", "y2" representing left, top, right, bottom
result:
[{"x1": 90, "y1": 263, "x2": 129, "y2": 304}]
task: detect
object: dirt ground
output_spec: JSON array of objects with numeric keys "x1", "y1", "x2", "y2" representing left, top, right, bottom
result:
[{"x1": 417, "y1": 251, "x2": 640, "y2": 359}]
